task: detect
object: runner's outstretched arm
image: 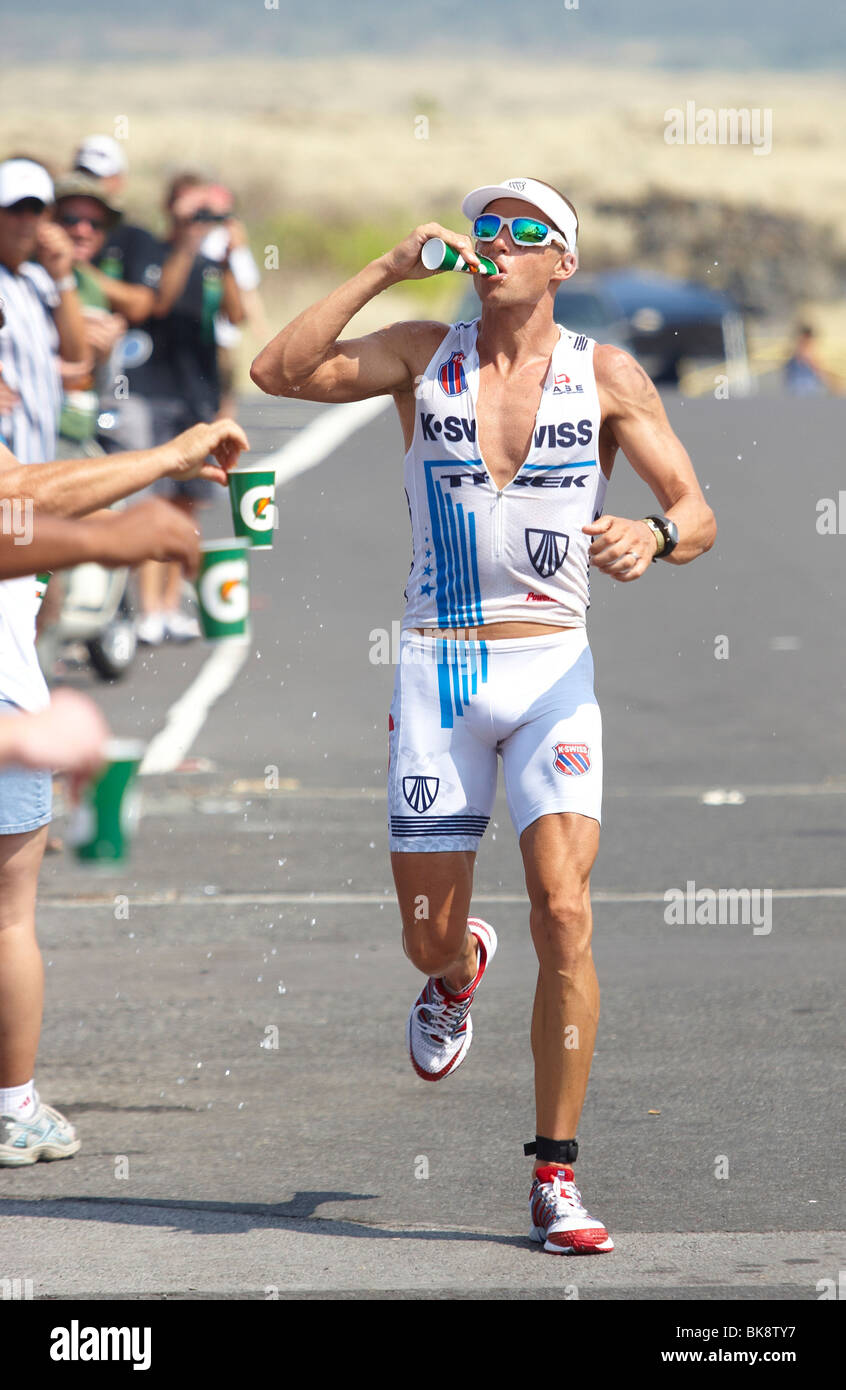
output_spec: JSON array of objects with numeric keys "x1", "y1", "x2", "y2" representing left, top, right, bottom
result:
[{"x1": 250, "y1": 223, "x2": 479, "y2": 403}]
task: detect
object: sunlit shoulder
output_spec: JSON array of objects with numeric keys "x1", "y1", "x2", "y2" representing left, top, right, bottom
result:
[{"x1": 593, "y1": 342, "x2": 660, "y2": 417}]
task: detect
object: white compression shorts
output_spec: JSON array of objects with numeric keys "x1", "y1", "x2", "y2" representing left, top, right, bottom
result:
[{"x1": 388, "y1": 628, "x2": 602, "y2": 853}]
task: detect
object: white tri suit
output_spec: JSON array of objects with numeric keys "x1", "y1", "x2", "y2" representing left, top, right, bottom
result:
[{"x1": 388, "y1": 319, "x2": 609, "y2": 853}]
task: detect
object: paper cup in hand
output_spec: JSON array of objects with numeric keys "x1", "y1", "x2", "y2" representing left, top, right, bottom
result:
[
  {"x1": 34, "y1": 573, "x2": 51, "y2": 613},
  {"x1": 421, "y1": 238, "x2": 498, "y2": 277},
  {"x1": 67, "y1": 737, "x2": 145, "y2": 863},
  {"x1": 196, "y1": 539, "x2": 250, "y2": 640},
  {"x1": 228, "y1": 468, "x2": 277, "y2": 549}
]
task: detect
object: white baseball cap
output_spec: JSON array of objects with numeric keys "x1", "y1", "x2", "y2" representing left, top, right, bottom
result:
[
  {"x1": 73, "y1": 134, "x2": 128, "y2": 180},
  {"x1": 0, "y1": 159, "x2": 54, "y2": 209},
  {"x1": 462, "y1": 176, "x2": 578, "y2": 261}
]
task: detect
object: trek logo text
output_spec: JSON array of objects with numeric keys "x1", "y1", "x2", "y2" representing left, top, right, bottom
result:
[{"x1": 424, "y1": 463, "x2": 592, "y2": 490}]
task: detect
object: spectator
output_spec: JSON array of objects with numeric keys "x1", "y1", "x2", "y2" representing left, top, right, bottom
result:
[
  {"x1": 198, "y1": 183, "x2": 269, "y2": 418},
  {"x1": 0, "y1": 159, "x2": 90, "y2": 691},
  {"x1": 72, "y1": 134, "x2": 127, "y2": 197},
  {"x1": 132, "y1": 173, "x2": 245, "y2": 645},
  {"x1": 67, "y1": 137, "x2": 163, "y2": 458},
  {"x1": 0, "y1": 158, "x2": 87, "y2": 462},
  {"x1": 72, "y1": 134, "x2": 162, "y2": 332},
  {"x1": 53, "y1": 172, "x2": 127, "y2": 455},
  {"x1": 25, "y1": 173, "x2": 128, "y2": 680},
  {"x1": 784, "y1": 325, "x2": 837, "y2": 396},
  {"x1": 64, "y1": 156, "x2": 247, "y2": 645}
]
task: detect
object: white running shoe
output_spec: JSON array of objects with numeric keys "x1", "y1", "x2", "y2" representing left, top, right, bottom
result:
[
  {"x1": 136, "y1": 612, "x2": 166, "y2": 645},
  {"x1": 164, "y1": 610, "x2": 201, "y2": 642},
  {"x1": 529, "y1": 1165, "x2": 614, "y2": 1254},
  {"x1": 406, "y1": 918, "x2": 497, "y2": 1081},
  {"x1": 0, "y1": 1099, "x2": 80, "y2": 1166}
]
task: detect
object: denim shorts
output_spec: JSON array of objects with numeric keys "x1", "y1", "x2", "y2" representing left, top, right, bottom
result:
[{"x1": 0, "y1": 699, "x2": 52, "y2": 835}]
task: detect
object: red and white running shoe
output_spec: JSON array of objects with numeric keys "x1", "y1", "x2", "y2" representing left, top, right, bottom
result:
[
  {"x1": 406, "y1": 918, "x2": 497, "y2": 1081},
  {"x1": 529, "y1": 1165, "x2": 614, "y2": 1254}
]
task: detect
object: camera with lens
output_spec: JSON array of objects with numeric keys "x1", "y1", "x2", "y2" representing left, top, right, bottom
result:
[{"x1": 191, "y1": 207, "x2": 226, "y2": 224}]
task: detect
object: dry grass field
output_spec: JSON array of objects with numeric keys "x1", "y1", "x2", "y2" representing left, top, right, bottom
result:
[{"x1": 4, "y1": 55, "x2": 844, "y2": 372}]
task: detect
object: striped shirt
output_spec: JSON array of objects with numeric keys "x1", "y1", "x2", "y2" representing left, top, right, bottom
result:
[
  {"x1": 0, "y1": 262, "x2": 60, "y2": 714},
  {"x1": 0, "y1": 260, "x2": 62, "y2": 463}
]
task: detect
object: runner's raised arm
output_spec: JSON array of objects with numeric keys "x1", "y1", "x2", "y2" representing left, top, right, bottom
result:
[{"x1": 250, "y1": 223, "x2": 478, "y2": 403}]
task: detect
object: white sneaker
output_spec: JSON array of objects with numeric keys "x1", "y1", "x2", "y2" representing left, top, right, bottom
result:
[
  {"x1": 136, "y1": 612, "x2": 166, "y2": 645},
  {"x1": 164, "y1": 610, "x2": 201, "y2": 642},
  {"x1": 0, "y1": 1099, "x2": 80, "y2": 1166},
  {"x1": 406, "y1": 918, "x2": 497, "y2": 1081},
  {"x1": 529, "y1": 1165, "x2": 614, "y2": 1254}
]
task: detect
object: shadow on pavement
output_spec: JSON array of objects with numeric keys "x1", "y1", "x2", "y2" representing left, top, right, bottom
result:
[{"x1": 0, "y1": 1192, "x2": 532, "y2": 1248}]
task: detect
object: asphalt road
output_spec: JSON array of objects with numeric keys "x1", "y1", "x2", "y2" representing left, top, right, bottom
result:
[{"x1": 2, "y1": 390, "x2": 844, "y2": 1302}]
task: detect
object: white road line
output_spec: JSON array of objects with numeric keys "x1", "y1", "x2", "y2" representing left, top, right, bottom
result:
[
  {"x1": 237, "y1": 779, "x2": 846, "y2": 803},
  {"x1": 607, "y1": 782, "x2": 846, "y2": 800},
  {"x1": 263, "y1": 396, "x2": 389, "y2": 485},
  {"x1": 39, "y1": 886, "x2": 846, "y2": 908},
  {"x1": 120, "y1": 778, "x2": 846, "y2": 807},
  {"x1": 141, "y1": 398, "x2": 390, "y2": 775},
  {"x1": 140, "y1": 638, "x2": 251, "y2": 775}
]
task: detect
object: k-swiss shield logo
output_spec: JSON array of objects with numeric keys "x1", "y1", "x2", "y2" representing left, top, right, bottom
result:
[
  {"x1": 525, "y1": 528, "x2": 570, "y2": 578},
  {"x1": 553, "y1": 743, "x2": 591, "y2": 776},
  {"x1": 403, "y1": 776, "x2": 440, "y2": 813},
  {"x1": 507, "y1": 180, "x2": 526, "y2": 191},
  {"x1": 437, "y1": 350, "x2": 468, "y2": 397}
]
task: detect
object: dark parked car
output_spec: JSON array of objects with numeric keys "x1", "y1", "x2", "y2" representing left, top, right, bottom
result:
[{"x1": 596, "y1": 270, "x2": 748, "y2": 386}]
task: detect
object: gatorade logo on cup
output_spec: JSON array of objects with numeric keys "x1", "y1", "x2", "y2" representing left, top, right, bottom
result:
[
  {"x1": 239, "y1": 485, "x2": 276, "y2": 533},
  {"x1": 228, "y1": 469, "x2": 276, "y2": 549},
  {"x1": 200, "y1": 558, "x2": 249, "y2": 626},
  {"x1": 34, "y1": 573, "x2": 51, "y2": 612},
  {"x1": 196, "y1": 539, "x2": 250, "y2": 639}
]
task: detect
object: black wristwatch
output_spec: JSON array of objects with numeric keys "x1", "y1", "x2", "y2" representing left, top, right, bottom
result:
[{"x1": 642, "y1": 515, "x2": 679, "y2": 561}]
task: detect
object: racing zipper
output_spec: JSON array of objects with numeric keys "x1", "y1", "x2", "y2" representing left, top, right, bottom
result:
[{"x1": 493, "y1": 487, "x2": 504, "y2": 557}]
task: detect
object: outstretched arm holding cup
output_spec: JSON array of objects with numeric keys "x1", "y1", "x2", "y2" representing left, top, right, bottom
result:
[{"x1": 0, "y1": 418, "x2": 249, "y2": 519}]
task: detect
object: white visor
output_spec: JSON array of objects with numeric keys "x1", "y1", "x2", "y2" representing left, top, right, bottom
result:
[{"x1": 462, "y1": 177, "x2": 578, "y2": 263}]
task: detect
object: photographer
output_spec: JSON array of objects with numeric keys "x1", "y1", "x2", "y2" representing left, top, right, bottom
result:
[
  {"x1": 196, "y1": 182, "x2": 267, "y2": 420},
  {"x1": 133, "y1": 174, "x2": 245, "y2": 645}
]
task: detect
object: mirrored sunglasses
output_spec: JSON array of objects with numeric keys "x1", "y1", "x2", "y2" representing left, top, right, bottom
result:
[{"x1": 473, "y1": 214, "x2": 566, "y2": 249}]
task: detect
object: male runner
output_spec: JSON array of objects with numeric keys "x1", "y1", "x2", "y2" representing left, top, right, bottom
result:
[{"x1": 251, "y1": 177, "x2": 716, "y2": 1252}]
